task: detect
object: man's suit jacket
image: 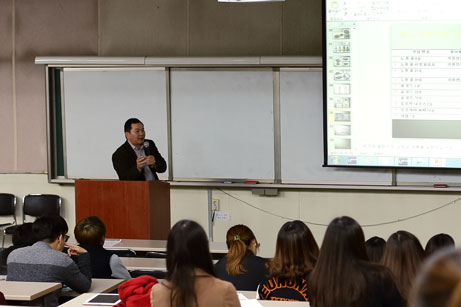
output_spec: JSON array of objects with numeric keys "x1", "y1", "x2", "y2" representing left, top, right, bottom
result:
[{"x1": 112, "y1": 139, "x2": 167, "y2": 181}]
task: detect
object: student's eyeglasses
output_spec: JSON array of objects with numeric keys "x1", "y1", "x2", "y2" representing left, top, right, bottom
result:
[{"x1": 64, "y1": 235, "x2": 70, "y2": 242}]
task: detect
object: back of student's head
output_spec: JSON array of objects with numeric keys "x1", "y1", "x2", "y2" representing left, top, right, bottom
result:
[
  {"x1": 425, "y1": 233, "x2": 455, "y2": 257},
  {"x1": 32, "y1": 215, "x2": 68, "y2": 243},
  {"x1": 12, "y1": 222, "x2": 36, "y2": 246},
  {"x1": 318, "y1": 216, "x2": 368, "y2": 265},
  {"x1": 74, "y1": 216, "x2": 106, "y2": 245},
  {"x1": 366, "y1": 236, "x2": 386, "y2": 263},
  {"x1": 267, "y1": 220, "x2": 318, "y2": 280},
  {"x1": 166, "y1": 220, "x2": 215, "y2": 307},
  {"x1": 409, "y1": 248, "x2": 461, "y2": 307},
  {"x1": 309, "y1": 216, "x2": 370, "y2": 307},
  {"x1": 381, "y1": 230, "x2": 425, "y2": 300},
  {"x1": 225, "y1": 224, "x2": 257, "y2": 275}
]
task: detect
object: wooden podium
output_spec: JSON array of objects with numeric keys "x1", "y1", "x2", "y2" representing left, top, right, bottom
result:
[{"x1": 75, "y1": 180, "x2": 170, "y2": 240}]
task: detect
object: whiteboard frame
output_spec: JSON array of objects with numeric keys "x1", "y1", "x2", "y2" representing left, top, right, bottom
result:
[{"x1": 40, "y1": 56, "x2": 461, "y2": 188}]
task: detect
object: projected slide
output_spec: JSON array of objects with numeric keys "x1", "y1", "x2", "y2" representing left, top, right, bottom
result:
[{"x1": 325, "y1": 0, "x2": 461, "y2": 168}]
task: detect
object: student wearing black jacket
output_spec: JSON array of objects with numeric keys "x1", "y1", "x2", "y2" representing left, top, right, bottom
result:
[
  {"x1": 74, "y1": 216, "x2": 130, "y2": 279},
  {"x1": 215, "y1": 224, "x2": 267, "y2": 290}
]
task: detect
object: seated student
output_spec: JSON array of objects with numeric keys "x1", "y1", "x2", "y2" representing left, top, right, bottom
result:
[
  {"x1": 258, "y1": 220, "x2": 319, "y2": 301},
  {"x1": 381, "y1": 230, "x2": 425, "y2": 302},
  {"x1": 215, "y1": 224, "x2": 267, "y2": 290},
  {"x1": 365, "y1": 236, "x2": 386, "y2": 263},
  {"x1": 7, "y1": 215, "x2": 91, "y2": 307},
  {"x1": 74, "y1": 216, "x2": 131, "y2": 279},
  {"x1": 150, "y1": 219, "x2": 240, "y2": 307},
  {"x1": 0, "y1": 222, "x2": 36, "y2": 266},
  {"x1": 308, "y1": 216, "x2": 404, "y2": 307},
  {"x1": 425, "y1": 233, "x2": 455, "y2": 257},
  {"x1": 409, "y1": 248, "x2": 461, "y2": 307}
]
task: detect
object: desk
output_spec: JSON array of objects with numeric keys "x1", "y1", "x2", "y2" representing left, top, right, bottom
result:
[
  {"x1": 121, "y1": 257, "x2": 166, "y2": 271},
  {"x1": 60, "y1": 279, "x2": 125, "y2": 297},
  {"x1": 87, "y1": 279, "x2": 124, "y2": 293},
  {"x1": 240, "y1": 291, "x2": 258, "y2": 299},
  {"x1": 59, "y1": 293, "x2": 104, "y2": 307},
  {"x1": 0, "y1": 280, "x2": 61, "y2": 301},
  {"x1": 120, "y1": 257, "x2": 217, "y2": 271},
  {"x1": 104, "y1": 239, "x2": 228, "y2": 254},
  {"x1": 60, "y1": 292, "x2": 310, "y2": 307}
]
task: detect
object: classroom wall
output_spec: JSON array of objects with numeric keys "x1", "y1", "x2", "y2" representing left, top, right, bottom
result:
[
  {"x1": 0, "y1": 0, "x2": 321, "y2": 173},
  {"x1": 1, "y1": 174, "x2": 460, "y2": 257},
  {"x1": 1, "y1": 0, "x2": 459, "y2": 257}
]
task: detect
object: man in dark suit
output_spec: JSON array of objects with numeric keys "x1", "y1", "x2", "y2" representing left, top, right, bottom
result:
[{"x1": 112, "y1": 118, "x2": 167, "y2": 181}]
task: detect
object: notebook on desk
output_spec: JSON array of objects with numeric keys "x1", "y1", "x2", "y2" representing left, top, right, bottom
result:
[{"x1": 83, "y1": 293, "x2": 121, "y2": 306}]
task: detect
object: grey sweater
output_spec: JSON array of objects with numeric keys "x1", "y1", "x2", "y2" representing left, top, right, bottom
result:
[{"x1": 7, "y1": 241, "x2": 92, "y2": 306}]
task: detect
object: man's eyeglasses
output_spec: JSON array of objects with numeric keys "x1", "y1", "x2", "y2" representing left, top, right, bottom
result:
[{"x1": 64, "y1": 235, "x2": 70, "y2": 242}]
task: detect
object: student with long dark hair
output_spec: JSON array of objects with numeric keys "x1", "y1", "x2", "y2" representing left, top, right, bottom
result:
[
  {"x1": 425, "y1": 233, "x2": 455, "y2": 257},
  {"x1": 215, "y1": 224, "x2": 267, "y2": 290},
  {"x1": 150, "y1": 220, "x2": 240, "y2": 307},
  {"x1": 258, "y1": 220, "x2": 319, "y2": 301},
  {"x1": 365, "y1": 236, "x2": 386, "y2": 263},
  {"x1": 308, "y1": 216, "x2": 404, "y2": 307},
  {"x1": 381, "y1": 230, "x2": 425, "y2": 301}
]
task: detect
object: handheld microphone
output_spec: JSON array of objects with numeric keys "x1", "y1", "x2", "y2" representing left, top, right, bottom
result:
[{"x1": 143, "y1": 141, "x2": 150, "y2": 155}]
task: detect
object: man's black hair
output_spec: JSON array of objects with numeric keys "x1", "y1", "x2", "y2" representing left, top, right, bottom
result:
[
  {"x1": 124, "y1": 118, "x2": 143, "y2": 133},
  {"x1": 32, "y1": 215, "x2": 68, "y2": 243}
]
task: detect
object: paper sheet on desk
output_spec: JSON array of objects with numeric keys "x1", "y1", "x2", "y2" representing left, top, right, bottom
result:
[
  {"x1": 104, "y1": 239, "x2": 121, "y2": 247},
  {"x1": 239, "y1": 293, "x2": 263, "y2": 307}
]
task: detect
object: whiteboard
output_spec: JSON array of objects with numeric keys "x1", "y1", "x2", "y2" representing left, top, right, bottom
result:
[
  {"x1": 280, "y1": 70, "x2": 392, "y2": 184},
  {"x1": 170, "y1": 70, "x2": 275, "y2": 180},
  {"x1": 57, "y1": 65, "x2": 461, "y2": 185},
  {"x1": 63, "y1": 68, "x2": 168, "y2": 180}
]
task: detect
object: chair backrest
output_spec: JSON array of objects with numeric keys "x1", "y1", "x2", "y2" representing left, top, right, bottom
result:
[
  {"x1": 0, "y1": 193, "x2": 16, "y2": 216},
  {"x1": 130, "y1": 270, "x2": 166, "y2": 279},
  {"x1": 22, "y1": 194, "x2": 61, "y2": 222}
]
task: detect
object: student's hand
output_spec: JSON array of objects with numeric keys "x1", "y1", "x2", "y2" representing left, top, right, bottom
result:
[
  {"x1": 65, "y1": 243, "x2": 87, "y2": 257},
  {"x1": 145, "y1": 155, "x2": 156, "y2": 166},
  {"x1": 136, "y1": 156, "x2": 147, "y2": 171}
]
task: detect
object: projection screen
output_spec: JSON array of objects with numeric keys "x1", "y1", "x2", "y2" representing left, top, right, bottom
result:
[{"x1": 324, "y1": 0, "x2": 461, "y2": 168}]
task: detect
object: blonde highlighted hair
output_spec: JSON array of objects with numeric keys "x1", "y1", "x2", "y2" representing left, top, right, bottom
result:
[{"x1": 225, "y1": 225, "x2": 257, "y2": 276}]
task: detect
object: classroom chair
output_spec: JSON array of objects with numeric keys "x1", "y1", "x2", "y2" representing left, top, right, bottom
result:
[
  {"x1": 0, "y1": 193, "x2": 17, "y2": 248},
  {"x1": 21, "y1": 194, "x2": 61, "y2": 222},
  {"x1": 130, "y1": 269, "x2": 167, "y2": 279},
  {"x1": 3, "y1": 194, "x2": 61, "y2": 244}
]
